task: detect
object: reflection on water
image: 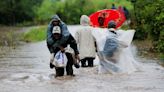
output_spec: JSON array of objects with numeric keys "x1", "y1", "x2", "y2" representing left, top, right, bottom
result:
[{"x1": 0, "y1": 26, "x2": 164, "y2": 92}]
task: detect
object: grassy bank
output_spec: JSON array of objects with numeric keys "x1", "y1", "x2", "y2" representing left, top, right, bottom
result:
[
  {"x1": 21, "y1": 26, "x2": 47, "y2": 42},
  {"x1": 133, "y1": 40, "x2": 164, "y2": 66},
  {"x1": 0, "y1": 26, "x2": 21, "y2": 47},
  {"x1": 0, "y1": 26, "x2": 22, "y2": 56}
]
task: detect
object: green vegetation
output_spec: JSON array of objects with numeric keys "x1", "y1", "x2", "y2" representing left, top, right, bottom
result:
[
  {"x1": 0, "y1": 0, "x2": 43, "y2": 25},
  {"x1": 36, "y1": 0, "x2": 132, "y2": 24},
  {"x1": 131, "y1": 0, "x2": 164, "y2": 54},
  {"x1": 21, "y1": 26, "x2": 47, "y2": 42},
  {"x1": 0, "y1": 0, "x2": 132, "y2": 25},
  {"x1": 0, "y1": 27, "x2": 21, "y2": 47}
]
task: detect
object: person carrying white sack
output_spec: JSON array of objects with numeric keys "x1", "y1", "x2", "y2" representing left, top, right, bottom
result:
[
  {"x1": 49, "y1": 26, "x2": 80, "y2": 77},
  {"x1": 92, "y1": 20, "x2": 140, "y2": 74}
]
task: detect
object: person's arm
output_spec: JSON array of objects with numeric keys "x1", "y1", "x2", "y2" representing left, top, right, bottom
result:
[
  {"x1": 46, "y1": 25, "x2": 55, "y2": 53},
  {"x1": 94, "y1": 41, "x2": 98, "y2": 52},
  {"x1": 48, "y1": 45, "x2": 55, "y2": 53},
  {"x1": 47, "y1": 25, "x2": 54, "y2": 46},
  {"x1": 49, "y1": 53, "x2": 55, "y2": 69},
  {"x1": 92, "y1": 33, "x2": 97, "y2": 52},
  {"x1": 69, "y1": 35, "x2": 79, "y2": 55},
  {"x1": 74, "y1": 31, "x2": 80, "y2": 44}
]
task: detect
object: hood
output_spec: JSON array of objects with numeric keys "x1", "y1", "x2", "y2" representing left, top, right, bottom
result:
[
  {"x1": 48, "y1": 14, "x2": 70, "y2": 38},
  {"x1": 52, "y1": 15, "x2": 61, "y2": 21},
  {"x1": 80, "y1": 15, "x2": 90, "y2": 26},
  {"x1": 50, "y1": 14, "x2": 62, "y2": 25}
]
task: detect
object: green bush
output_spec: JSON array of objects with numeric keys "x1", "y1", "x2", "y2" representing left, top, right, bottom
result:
[
  {"x1": 132, "y1": 0, "x2": 164, "y2": 53},
  {"x1": 0, "y1": 0, "x2": 43, "y2": 25},
  {"x1": 35, "y1": 0, "x2": 133, "y2": 24},
  {"x1": 157, "y1": 30, "x2": 164, "y2": 52},
  {"x1": 21, "y1": 26, "x2": 47, "y2": 42}
]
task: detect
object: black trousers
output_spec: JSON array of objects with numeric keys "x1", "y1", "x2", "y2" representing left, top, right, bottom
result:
[
  {"x1": 55, "y1": 53, "x2": 74, "y2": 77},
  {"x1": 81, "y1": 57, "x2": 95, "y2": 67}
]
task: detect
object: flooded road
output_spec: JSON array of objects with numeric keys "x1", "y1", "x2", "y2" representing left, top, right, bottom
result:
[{"x1": 0, "y1": 26, "x2": 164, "y2": 92}]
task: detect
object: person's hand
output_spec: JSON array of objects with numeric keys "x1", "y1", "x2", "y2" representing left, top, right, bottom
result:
[
  {"x1": 50, "y1": 62, "x2": 55, "y2": 69},
  {"x1": 50, "y1": 53, "x2": 55, "y2": 69},
  {"x1": 95, "y1": 48, "x2": 98, "y2": 52},
  {"x1": 74, "y1": 54, "x2": 80, "y2": 68},
  {"x1": 75, "y1": 54, "x2": 80, "y2": 61},
  {"x1": 59, "y1": 46, "x2": 65, "y2": 52}
]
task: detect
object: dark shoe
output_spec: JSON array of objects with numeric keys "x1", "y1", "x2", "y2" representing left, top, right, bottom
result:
[
  {"x1": 74, "y1": 63, "x2": 80, "y2": 68},
  {"x1": 50, "y1": 63, "x2": 55, "y2": 69}
]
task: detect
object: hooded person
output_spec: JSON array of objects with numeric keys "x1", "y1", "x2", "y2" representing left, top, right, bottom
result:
[
  {"x1": 75, "y1": 15, "x2": 97, "y2": 67},
  {"x1": 47, "y1": 15, "x2": 80, "y2": 77},
  {"x1": 47, "y1": 14, "x2": 71, "y2": 53},
  {"x1": 92, "y1": 20, "x2": 140, "y2": 74}
]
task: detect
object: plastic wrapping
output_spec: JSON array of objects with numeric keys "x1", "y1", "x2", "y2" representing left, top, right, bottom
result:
[
  {"x1": 53, "y1": 51, "x2": 68, "y2": 67},
  {"x1": 92, "y1": 28, "x2": 140, "y2": 74}
]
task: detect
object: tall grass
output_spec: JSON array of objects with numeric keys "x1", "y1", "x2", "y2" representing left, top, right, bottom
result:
[
  {"x1": 0, "y1": 27, "x2": 21, "y2": 46},
  {"x1": 0, "y1": 26, "x2": 21, "y2": 56},
  {"x1": 21, "y1": 26, "x2": 47, "y2": 42}
]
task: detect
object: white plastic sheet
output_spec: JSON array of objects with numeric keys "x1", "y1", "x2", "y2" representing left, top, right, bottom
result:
[{"x1": 92, "y1": 28, "x2": 140, "y2": 74}]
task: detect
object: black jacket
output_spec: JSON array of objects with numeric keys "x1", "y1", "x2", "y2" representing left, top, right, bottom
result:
[{"x1": 50, "y1": 34, "x2": 79, "y2": 55}]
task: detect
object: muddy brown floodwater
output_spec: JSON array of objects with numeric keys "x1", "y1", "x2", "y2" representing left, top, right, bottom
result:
[{"x1": 0, "y1": 26, "x2": 164, "y2": 92}]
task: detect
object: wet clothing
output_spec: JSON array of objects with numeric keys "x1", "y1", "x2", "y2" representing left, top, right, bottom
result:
[
  {"x1": 46, "y1": 15, "x2": 79, "y2": 77},
  {"x1": 55, "y1": 53, "x2": 74, "y2": 76},
  {"x1": 50, "y1": 35, "x2": 79, "y2": 55},
  {"x1": 51, "y1": 34, "x2": 79, "y2": 77},
  {"x1": 92, "y1": 28, "x2": 140, "y2": 74},
  {"x1": 47, "y1": 15, "x2": 70, "y2": 53},
  {"x1": 75, "y1": 26, "x2": 96, "y2": 59},
  {"x1": 81, "y1": 57, "x2": 95, "y2": 67},
  {"x1": 103, "y1": 28, "x2": 118, "y2": 57},
  {"x1": 75, "y1": 15, "x2": 96, "y2": 67}
]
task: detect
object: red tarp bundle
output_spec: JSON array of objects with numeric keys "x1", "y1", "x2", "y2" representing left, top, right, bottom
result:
[{"x1": 89, "y1": 9, "x2": 126, "y2": 29}]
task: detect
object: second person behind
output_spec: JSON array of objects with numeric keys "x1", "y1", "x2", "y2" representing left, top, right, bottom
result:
[{"x1": 75, "y1": 15, "x2": 97, "y2": 67}]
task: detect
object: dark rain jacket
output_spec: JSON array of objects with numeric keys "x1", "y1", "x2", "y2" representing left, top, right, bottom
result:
[
  {"x1": 47, "y1": 15, "x2": 70, "y2": 46},
  {"x1": 46, "y1": 15, "x2": 79, "y2": 55},
  {"x1": 51, "y1": 35, "x2": 79, "y2": 55}
]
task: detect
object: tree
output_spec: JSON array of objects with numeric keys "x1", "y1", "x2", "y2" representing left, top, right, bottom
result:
[
  {"x1": 132, "y1": 0, "x2": 164, "y2": 52},
  {"x1": 0, "y1": 0, "x2": 43, "y2": 25}
]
